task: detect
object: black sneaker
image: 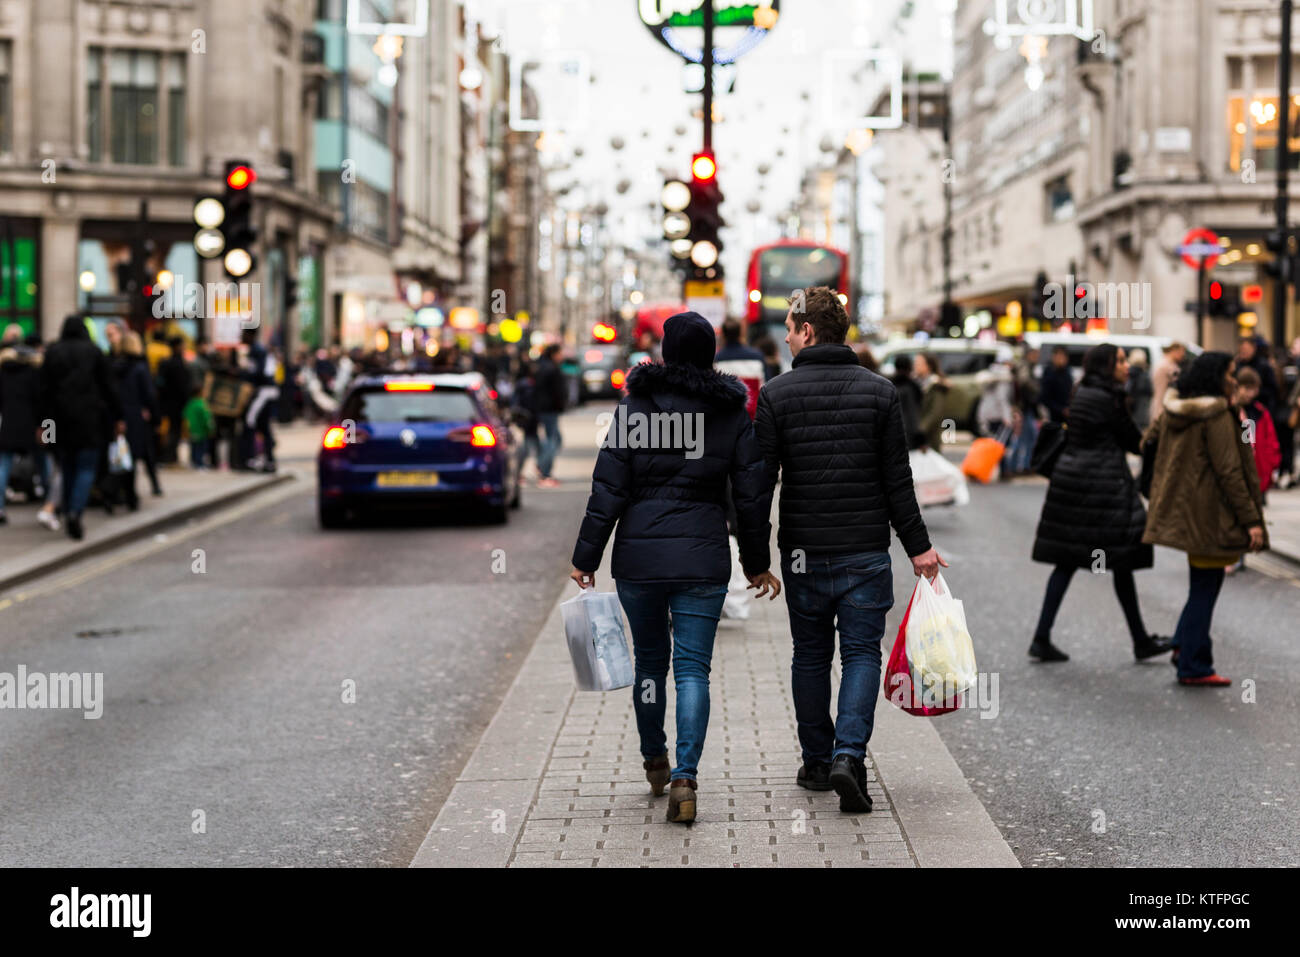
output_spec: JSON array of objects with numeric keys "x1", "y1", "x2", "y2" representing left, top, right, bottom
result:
[
  {"x1": 66, "y1": 514, "x2": 84, "y2": 541},
  {"x1": 0, "y1": 511, "x2": 7, "y2": 525},
  {"x1": 1028, "y1": 640, "x2": 1069, "y2": 662},
  {"x1": 828, "y1": 754, "x2": 872, "y2": 813},
  {"x1": 1134, "y1": 635, "x2": 1173, "y2": 661},
  {"x1": 796, "y1": 761, "x2": 833, "y2": 791}
]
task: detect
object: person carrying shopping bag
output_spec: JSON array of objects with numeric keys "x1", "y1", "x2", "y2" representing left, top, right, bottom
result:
[
  {"x1": 569, "y1": 312, "x2": 779, "y2": 825},
  {"x1": 1028, "y1": 344, "x2": 1170, "y2": 663},
  {"x1": 1143, "y1": 353, "x2": 1268, "y2": 686}
]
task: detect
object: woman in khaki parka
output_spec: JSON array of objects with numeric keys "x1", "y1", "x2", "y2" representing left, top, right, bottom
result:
[{"x1": 1143, "y1": 352, "x2": 1268, "y2": 687}]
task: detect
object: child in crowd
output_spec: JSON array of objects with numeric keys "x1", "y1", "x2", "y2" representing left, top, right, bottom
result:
[{"x1": 183, "y1": 385, "x2": 216, "y2": 470}]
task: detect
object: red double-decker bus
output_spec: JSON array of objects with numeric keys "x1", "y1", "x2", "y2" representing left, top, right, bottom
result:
[{"x1": 744, "y1": 240, "x2": 850, "y2": 351}]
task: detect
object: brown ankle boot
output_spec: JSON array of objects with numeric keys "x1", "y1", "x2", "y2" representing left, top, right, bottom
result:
[
  {"x1": 643, "y1": 755, "x2": 670, "y2": 796},
  {"x1": 667, "y1": 778, "x2": 697, "y2": 824}
]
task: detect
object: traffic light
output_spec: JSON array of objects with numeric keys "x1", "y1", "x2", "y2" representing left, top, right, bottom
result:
[
  {"x1": 1208, "y1": 281, "x2": 1241, "y2": 319},
  {"x1": 685, "y1": 151, "x2": 724, "y2": 279},
  {"x1": 939, "y1": 301, "x2": 962, "y2": 336},
  {"x1": 1264, "y1": 229, "x2": 1293, "y2": 280},
  {"x1": 222, "y1": 160, "x2": 258, "y2": 278}
]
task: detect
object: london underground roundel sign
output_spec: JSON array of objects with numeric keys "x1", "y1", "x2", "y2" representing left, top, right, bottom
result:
[{"x1": 638, "y1": 0, "x2": 780, "y2": 65}]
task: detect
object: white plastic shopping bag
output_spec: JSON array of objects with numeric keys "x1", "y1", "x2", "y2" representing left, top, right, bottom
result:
[
  {"x1": 909, "y1": 448, "x2": 970, "y2": 507},
  {"x1": 107, "y1": 435, "x2": 133, "y2": 475},
  {"x1": 903, "y1": 573, "x2": 978, "y2": 697},
  {"x1": 561, "y1": 589, "x2": 635, "y2": 692},
  {"x1": 721, "y1": 535, "x2": 752, "y2": 621}
]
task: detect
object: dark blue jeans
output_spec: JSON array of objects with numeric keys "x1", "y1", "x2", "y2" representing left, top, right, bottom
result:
[
  {"x1": 781, "y1": 550, "x2": 894, "y2": 764},
  {"x1": 615, "y1": 580, "x2": 727, "y2": 782},
  {"x1": 60, "y1": 448, "x2": 99, "y2": 518},
  {"x1": 1173, "y1": 564, "x2": 1227, "y2": 679},
  {"x1": 536, "y1": 413, "x2": 561, "y2": 478}
]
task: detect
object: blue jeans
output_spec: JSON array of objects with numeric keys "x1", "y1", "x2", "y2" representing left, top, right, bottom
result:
[
  {"x1": 781, "y1": 550, "x2": 894, "y2": 764},
  {"x1": 615, "y1": 580, "x2": 728, "y2": 782},
  {"x1": 1173, "y1": 564, "x2": 1226, "y2": 679},
  {"x1": 0, "y1": 451, "x2": 51, "y2": 507},
  {"x1": 1008, "y1": 416, "x2": 1038, "y2": 473},
  {"x1": 60, "y1": 448, "x2": 99, "y2": 518},
  {"x1": 190, "y1": 439, "x2": 210, "y2": 469},
  {"x1": 536, "y1": 413, "x2": 561, "y2": 478},
  {"x1": 516, "y1": 432, "x2": 540, "y2": 475}
]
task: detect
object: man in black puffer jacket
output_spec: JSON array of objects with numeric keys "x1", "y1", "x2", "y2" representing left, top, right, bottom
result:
[
  {"x1": 570, "y1": 312, "x2": 778, "y2": 824},
  {"x1": 756, "y1": 286, "x2": 944, "y2": 814}
]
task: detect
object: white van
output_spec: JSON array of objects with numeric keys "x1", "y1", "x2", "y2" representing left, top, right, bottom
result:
[{"x1": 1022, "y1": 332, "x2": 1201, "y2": 381}]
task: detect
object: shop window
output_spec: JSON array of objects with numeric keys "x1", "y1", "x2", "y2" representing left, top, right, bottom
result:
[{"x1": 1225, "y1": 54, "x2": 1300, "y2": 174}]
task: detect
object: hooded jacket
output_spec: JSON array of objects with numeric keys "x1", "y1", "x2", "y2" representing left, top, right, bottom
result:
[
  {"x1": 1032, "y1": 373, "x2": 1154, "y2": 570},
  {"x1": 572, "y1": 361, "x2": 771, "y2": 584},
  {"x1": 0, "y1": 342, "x2": 43, "y2": 452},
  {"x1": 1143, "y1": 389, "x2": 1267, "y2": 560},
  {"x1": 755, "y1": 343, "x2": 930, "y2": 558},
  {"x1": 39, "y1": 317, "x2": 123, "y2": 451}
]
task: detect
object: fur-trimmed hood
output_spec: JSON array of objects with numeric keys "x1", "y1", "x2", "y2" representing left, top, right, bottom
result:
[
  {"x1": 1162, "y1": 388, "x2": 1228, "y2": 431},
  {"x1": 625, "y1": 360, "x2": 748, "y2": 409}
]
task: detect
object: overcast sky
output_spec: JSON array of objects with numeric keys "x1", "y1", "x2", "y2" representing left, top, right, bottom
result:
[{"x1": 473, "y1": 0, "x2": 953, "y2": 280}]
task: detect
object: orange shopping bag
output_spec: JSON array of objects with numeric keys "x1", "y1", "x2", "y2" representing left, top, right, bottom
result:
[{"x1": 960, "y1": 427, "x2": 1012, "y2": 484}]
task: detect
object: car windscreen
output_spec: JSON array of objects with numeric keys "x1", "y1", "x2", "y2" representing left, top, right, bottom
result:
[{"x1": 342, "y1": 387, "x2": 478, "y2": 424}]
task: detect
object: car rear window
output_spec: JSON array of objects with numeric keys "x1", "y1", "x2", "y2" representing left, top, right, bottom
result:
[{"x1": 342, "y1": 387, "x2": 478, "y2": 423}]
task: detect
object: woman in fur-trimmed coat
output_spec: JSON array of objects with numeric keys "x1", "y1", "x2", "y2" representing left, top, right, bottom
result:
[{"x1": 568, "y1": 312, "x2": 776, "y2": 826}]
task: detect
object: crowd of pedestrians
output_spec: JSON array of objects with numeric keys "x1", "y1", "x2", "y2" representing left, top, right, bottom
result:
[
  {"x1": 564, "y1": 288, "x2": 1299, "y2": 825},
  {"x1": 0, "y1": 318, "x2": 287, "y2": 540}
]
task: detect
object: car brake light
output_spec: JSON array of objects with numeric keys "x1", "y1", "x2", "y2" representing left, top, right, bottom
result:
[
  {"x1": 488, "y1": 389, "x2": 499, "y2": 400},
  {"x1": 384, "y1": 381, "x2": 434, "y2": 391},
  {"x1": 610, "y1": 369, "x2": 626, "y2": 389},
  {"x1": 322, "y1": 427, "x2": 348, "y2": 449},
  {"x1": 470, "y1": 425, "x2": 496, "y2": 447}
]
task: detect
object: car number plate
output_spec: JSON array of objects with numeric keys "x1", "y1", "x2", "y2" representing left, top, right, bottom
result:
[{"x1": 376, "y1": 471, "x2": 439, "y2": 488}]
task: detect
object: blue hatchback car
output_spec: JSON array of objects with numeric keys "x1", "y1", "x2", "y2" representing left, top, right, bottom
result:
[{"x1": 317, "y1": 372, "x2": 521, "y2": 527}]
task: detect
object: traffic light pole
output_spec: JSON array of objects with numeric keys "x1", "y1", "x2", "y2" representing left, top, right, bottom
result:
[
  {"x1": 702, "y1": 1, "x2": 714, "y2": 153},
  {"x1": 1275, "y1": 0, "x2": 1293, "y2": 351},
  {"x1": 1197, "y1": 258, "x2": 1207, "y2": 348}
]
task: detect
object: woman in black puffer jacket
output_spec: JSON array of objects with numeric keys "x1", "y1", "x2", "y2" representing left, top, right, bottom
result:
[
  {"x1": 1029, "y1": 344, "x2": 1170, "y2": 663},
  {"x1": 570, "y1": 312, "x2": 778, "y2": 825}
]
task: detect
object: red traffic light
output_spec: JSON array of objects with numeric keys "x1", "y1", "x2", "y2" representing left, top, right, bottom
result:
[
  {"x1": 226, "y1": 165, "x2": 256, "y2": 190},
  {"x1": 1243, "y1": 283, "x2": 1264, "y2": 304},
  {"x1": 1209, "y1": 281, "x2": 1223, "y2": 300},
  {"x1": 691, "y1": 152, "x2": 717, "y2": 183}
]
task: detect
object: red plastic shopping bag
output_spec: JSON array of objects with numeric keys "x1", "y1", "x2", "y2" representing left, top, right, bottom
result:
[{"x1": 884, "y1": 580, "x2": 963, "y2": 717}]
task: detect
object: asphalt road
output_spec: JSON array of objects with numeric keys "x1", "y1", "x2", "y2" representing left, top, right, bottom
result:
[
  {"x1": 0, "y1": 412, "x2": 601, "y2": 866},
  {"x1": 894, "y1": 472, "x2": 1300, "y2": 867},
  {"x1": 2, "y1": 412, "x2": 1296, "y2": 867}
]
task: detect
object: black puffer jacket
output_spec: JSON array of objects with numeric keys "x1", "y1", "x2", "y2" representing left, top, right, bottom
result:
[
  {"x1": 1031, "y1": 373, "x2": 1153, "y2": 570},
  {"x1": 572, "y1": 361, "x2": 771, "y2": 584},
  {"x1": 39, "y1": 317, "x2": 123, "y2": 452},
  {"x1": 0, "y1": 343, "x2": 42, "y2": 453},
  {"x1": 755, "y1": 343, "x2": 930, "y2": 557}
]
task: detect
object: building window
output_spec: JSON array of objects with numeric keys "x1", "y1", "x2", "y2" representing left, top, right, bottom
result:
[
  {"x1": 1045, "y1": 175, "x2": 1074, "y2": 222},
  {"x1": 87, "y1": 48, "x2": 102, "y2": 161},
  {"x1": 87, "y1": 48, "x2": 186, "y2": 166},
  {"x1": 0, "y1": 41, "x2": 11, "y2": 154},
  {"x1": 167, "y1": 56, "x2": 185, "y2": 166},
  {"x1": 110, "y1": 49, "x2": 160, "y2": 164},
  {"x1": 1226, "y1": 54, "x2": 1300, "y2": 174}
]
